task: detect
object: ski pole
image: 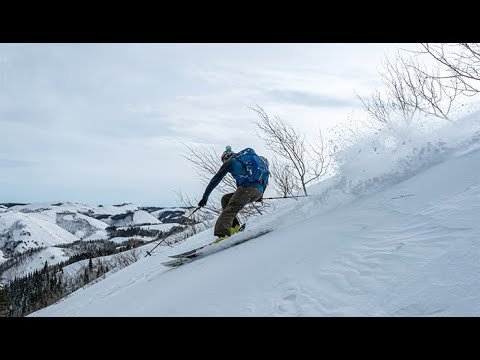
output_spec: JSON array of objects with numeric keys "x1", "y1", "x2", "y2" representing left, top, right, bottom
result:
[
  {"x1": 262, "y1": 195, "x2": 311, "y2": 200},
  {"x1": 145, "y1": 206, "x2": 201, "y2": 257}
]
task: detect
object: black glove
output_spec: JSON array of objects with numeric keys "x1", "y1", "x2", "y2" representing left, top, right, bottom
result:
[{"x1": 198, "y1": 198, "x2": 207, "y2": 207}]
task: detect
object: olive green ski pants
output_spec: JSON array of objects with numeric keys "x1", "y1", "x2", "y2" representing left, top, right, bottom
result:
[{"x1": 214, "y1": 186, "x2": 263, "y2": 237}]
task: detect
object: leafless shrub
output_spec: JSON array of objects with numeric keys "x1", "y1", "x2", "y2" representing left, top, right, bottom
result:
[{"x1": 250, "y1": 105, "x2": 329, "y2": 195}]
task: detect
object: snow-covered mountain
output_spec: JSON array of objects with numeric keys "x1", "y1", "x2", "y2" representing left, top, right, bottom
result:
[
  {"x1": 10, "y1": 202, "x2": 109, "y2": 241},
  {"x1": 0, "y1": 203, "x2": 202, "y2": 284},
  {"x1": 0, "y1": 210, "x2": 79, "y2": 255},
  {"x1": 29, "y1": 111, "x2": 480, "y2": 317}
]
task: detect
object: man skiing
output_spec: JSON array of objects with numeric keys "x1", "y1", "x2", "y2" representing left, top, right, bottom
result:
[{"x1": 198, "y1": 145, "x2": 270, "y2": 243}]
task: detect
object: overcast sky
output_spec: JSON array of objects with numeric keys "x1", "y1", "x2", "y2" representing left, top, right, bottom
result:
[{"x1": 0, "y1": 43, "x2": 420, "y2": 206}]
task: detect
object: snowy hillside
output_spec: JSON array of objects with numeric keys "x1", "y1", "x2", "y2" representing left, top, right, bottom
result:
[
  {"x1": 0, "y1": 202, "x2": 190, "y2": 259},
  {"x1": 1, "y1": 247, "x2": 69, "y2": 280},
  {"x1": 11, "y1": 203, "x2": 109, "y2": 240},
  {"x1": 31, "y1": 113, "x2": 480, "y2": 316},
  {"x1": 0, "y1": 202, "x2": 200, "y2": 289},
  {"x1": 0, "y1": 211, "x2": 79, "y2": 255},
  {"x1": 11, "y1": 202, "x2": 162, "y2": 229}
]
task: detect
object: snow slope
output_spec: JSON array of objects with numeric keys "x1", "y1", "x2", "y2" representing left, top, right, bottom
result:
[
  {"x1": 8, "y1": 202, "x2": 109, "y2": 239},
  {"x1": 132, "y1": 210, "x2": 161, "y2": 225},
  {"x1": 31, "y1": 130, "x2": 480, "y2": 316},
  {"x1": 86, "y1": 203, "x2": 139, "y2": 216},
  {"x1": 0, "y1": 211, "x2": 79, "y2": 254},
  {"x1": 29, "y1": 109, "x2": 480, "y2": 317},
  {"x1": 1, "y1": 247, "x2": 69, "y2": 280}
]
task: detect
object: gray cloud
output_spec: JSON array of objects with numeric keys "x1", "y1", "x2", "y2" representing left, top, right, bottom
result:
[
  {"x1": 0, "y1": 108, "x2": 51, "y2": 125},
  {"x1": 0, "y1": 43, "x2": 412, "y2": 205},
  {"x1": 0, "y1": 159, "x2": 36, "y2": 168},
  {"x1": 266, "y1": 89, "x2": 354, "y2": 108}
]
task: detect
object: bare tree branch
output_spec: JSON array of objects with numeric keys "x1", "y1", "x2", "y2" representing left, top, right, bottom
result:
[
  {"x1": 250, "y1": 105, "x2": 329, "y2": 195},
  {"x1": 270, "y1": 158, "x2": 300, "y2": 197},
  {"x1": 414, "y1": 43, "x2": 480, "y2": 96},
  {"x1": 357, "y1": 46, "x2": 470, "y2": 125}
]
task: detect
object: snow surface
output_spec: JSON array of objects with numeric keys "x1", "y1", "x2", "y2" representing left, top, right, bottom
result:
[
  {"x1": 138, "y1": 223, "x2": 178, "y2": 231},
  {"x1": 0, "y1": 211, "x2": 79, "y2": 252},
  {"x1": 30, "y1": 110, "x2": 480, "y2": 316},
  {"x1": 109, "y1": 236, "x2": 152, "y2": 244},
  {"x1": 7, "y1": 202, "x2": 109, "y2": 239},
  {"x1": 1, "y1": 247, "x2": 69, "y2": 281},
  {"x1": 132, "y1": 210, "x2": 161, "y2": 225},
  {"x1": 82, "y1": 229, "x2": 109, "y2": 241},
  {"x1": 86, "y1": 203, "x2": 139, "y2": 216},
  {"x1": 10, "y1": 202, "x2": 92, "y2": 214}
]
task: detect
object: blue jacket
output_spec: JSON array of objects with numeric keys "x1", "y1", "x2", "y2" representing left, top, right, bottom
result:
[{"x1": 201, "y1": 156, "x2": 266, "y2": 201}]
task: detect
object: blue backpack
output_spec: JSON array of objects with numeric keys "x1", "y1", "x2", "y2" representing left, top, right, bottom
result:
[{"x1": 234, "y1": 148, "x2": 270, "y2": 187}]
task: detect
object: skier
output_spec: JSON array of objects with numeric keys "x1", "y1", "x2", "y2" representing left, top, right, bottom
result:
[{"x1": 197, "y1": 145, "x2": 270, "y2": 243}]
